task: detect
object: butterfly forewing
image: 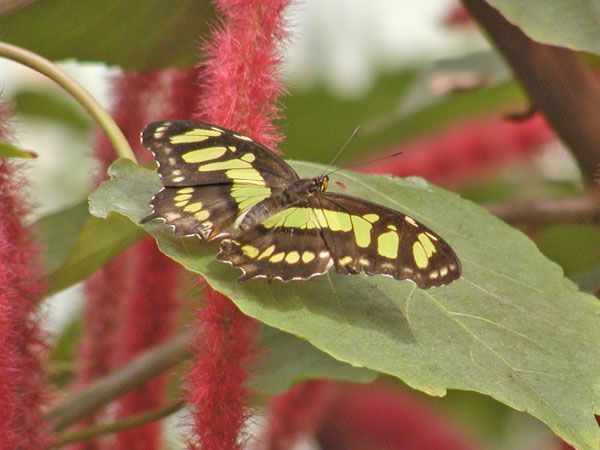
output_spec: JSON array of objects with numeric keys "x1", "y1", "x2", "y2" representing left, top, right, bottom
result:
[
  {"x1": 142, "y1": 120, "x2": 298, "y2": 188},
  {"x1": 315, "y1": 193, "x2": 461, "y2": 288},
  {"x1": 141, "y1": 121, "x2": 298, "y2": 238}
]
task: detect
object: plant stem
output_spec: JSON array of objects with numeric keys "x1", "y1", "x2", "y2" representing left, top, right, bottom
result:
[
  {"x1": 48, "y1": 400, "x2": 185, "y2": 449},
  {"x1": 485, "y1": 194, "x2": 600, "y2": 226},
  {"x1": 461, "y1": 0, "x2": 600, "y2": 184},
  {"x1": 0, "y1": 41, "x2": 137, "y2": 163},
  {"x1": 0, "y1": 0, "x2": 40, "y2": 19},
  {"x1": 47, "y1": 329, "x2": 192, "y2": 431}
]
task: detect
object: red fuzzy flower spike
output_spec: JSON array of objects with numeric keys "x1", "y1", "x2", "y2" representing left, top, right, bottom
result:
[
  {"x1": 94, "y1": 71, "x2": 188, "y2": 450},
  {"x1": 71, "y1": 71, "x2": 161, "y2": 450},
  {"x1": 259, "y1": 380, "x2": 335, "y2": 450},
  {"x1": 186, "y1": 0, "x2": 290, "y2": 449},
  {"x1": 115, "y1": 239, "x2": 180, "y2": 450},
  {"x1": 316, "y1": 383, "x2": 482, "y2": 450},
  {"x1": 195, "y1": 0, "x2": 289, "y2": 150},
  {"x1": 358, "y1": 114, "x2": 553, "y2": 186},
  {"x1": 163, "y1": 68, "x2": 200, "y2": 120},
  {"x1": 185, "y1": 287, "x2": 257, "y2": 450},
  {"x1": 444, "y1": 3, "x2": 474, "y2": 27},
  {"x1": 0, "y1": 104, "x2": 50, "y2": 448}
]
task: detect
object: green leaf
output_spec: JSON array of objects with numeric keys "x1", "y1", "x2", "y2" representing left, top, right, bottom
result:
[
  {"x1": 253, "y1": 325, "x2": 376, "y2": 396},
  {"x1": 12, "y1": 88, "x2": 91, "y2": 132},
  {"x1": 48, "y1": 317, "x2": 81, "y2": 388},
  {"x1": 36, "y1": 202, "x2": 90, "y2": 276},
  {"x1": 535, "y1": 224, "x2": 600, "y2": 276},
  {"x1": 0, "y1": 140, "x2": 37, "y2": 158},
  {"x1": 0, "y1": 0, "x2": 215, "y2": 70},
  {"x1": 486, "y1": 0, "x2": 600, "y2": 56},
  {"x1": 282, "y1": 72, "x2": 526, "y2": 165},
  {"x1": 36, "y1": 201, "x2": 146, "y2": 296},
  {"x1": 90, "y1": 159, "x2": 600, "y2": 450}
]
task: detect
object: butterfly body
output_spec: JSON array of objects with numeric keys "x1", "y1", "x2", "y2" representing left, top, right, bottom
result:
[
  {"x1": 234, "y1": 176, "x2": 326, "y2": 232},
  {"x1": 141, "y1": 120, "x2": 461, "y2": 288}
]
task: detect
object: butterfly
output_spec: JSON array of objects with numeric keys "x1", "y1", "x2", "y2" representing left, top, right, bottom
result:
[{"x1": 140, "y1": 120, "x2": 461, "y2": 288}]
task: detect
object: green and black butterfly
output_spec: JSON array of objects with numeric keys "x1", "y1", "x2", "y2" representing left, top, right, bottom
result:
[{"x1": 140, "y1": 120, "x2": 461, "y2": 288}]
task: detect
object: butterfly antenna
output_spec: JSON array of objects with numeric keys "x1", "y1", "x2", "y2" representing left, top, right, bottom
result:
[
  {"x1": 326, "y1": 150, "x2": 404, "y2": 178},
  {"x1": 328, "y1": 125, "x2": 361, "y2": 169},
  {"x1": 344, "y1": 150, "x2": 404, "y2": 170}
]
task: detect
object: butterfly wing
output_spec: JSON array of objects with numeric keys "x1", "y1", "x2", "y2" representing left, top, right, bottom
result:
[
  {"x1": 141, "y1": 120, "x2": 299, "y2": 239},
  {"x1": 141, "y1": 120, "x2": 299, "y2": 187},
  {"x1": 314, "y1": 192, "x2": 461, "y2": 288},
  {"x1": 218, "y1": 193, "x2": 460, "y2": 288},
  {"x1": 218, "y1": 203, "x2": 333, "y2": 281}
]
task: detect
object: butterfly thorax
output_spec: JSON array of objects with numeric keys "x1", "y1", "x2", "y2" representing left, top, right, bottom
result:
[{"x1": 234, "y1": 175, "x2": 329, "y2": 233}]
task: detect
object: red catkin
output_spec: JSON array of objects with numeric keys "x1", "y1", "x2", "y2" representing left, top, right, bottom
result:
[
  {"x1": 316, "y1": 383, "x2": 482, "y2": 450},
  {"x1": 259, "y1": 380, "x2": 335, "y2": 450},
  {"x1": 71, "y1": 71, "x2": 161, "y2": 450},
  {"x1": 113, "y1": 69, "x2": 200, "y2": 449},
  {"x1": 444, "y1": 3, "x2": 474, "y2": 27},
  {"x1": 0, "y1": 105, "x2": 50, "y2": 449},
  {"x1": 185, "y1": 288, "x2": 257, "y2": 450},
  {"x1": 162, "y1": 68, "x2": 200, "y2": 121},
  {"x1": 113, "y1": 71, "x2": 180, "y2": 450},
  {"x1": 115, "y1": 238, "x2": 180, "y2": 450},
  {"x1": 358, "y1": 114, "x2": 554, "y2": 186},
  {"x1": 186, "y1": 0, "x2": 290, "y2": 448},
  {"x1": 194, "y1": 0, "x2": 288, "y2": 149}
]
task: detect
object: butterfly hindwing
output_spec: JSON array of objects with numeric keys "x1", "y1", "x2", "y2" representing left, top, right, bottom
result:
[
  {"x1": 140, "y1": 121, "x2": 298, "y2": 238},
  {"x1": 314, "y1": 193, "x2": 461, "y2": 288},
  {"x1": 141, "y1": 184, "x2": 239, "y2": 240},
  {"x1": 218, "y1": 193, "x2": 460, "y2": 288},
  {"x1": 218, "y1": 203, "x2": 333, "y2": 281}
]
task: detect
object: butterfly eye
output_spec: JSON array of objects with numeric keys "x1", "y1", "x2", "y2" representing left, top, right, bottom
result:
[{"x1": 322, "y1": 177, "x2": 329, "y2": 191}]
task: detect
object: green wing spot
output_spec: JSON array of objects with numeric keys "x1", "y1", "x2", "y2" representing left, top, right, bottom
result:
[
  {"x1": 225, "y1": 168, "x2": 265, "y2": 184},
  {"x1": 262, "y1": 207, "x2": 317, "y2": 229},
  {"x1": 285, "y1": 251, "x2": 301, "y2": 264},
  {"x1": 323, "y1": 210, "x2": 352, "y2": 232},
  {"x1": 377, "y1": 230, "x2": 399, "y2": 259},
  {"x1": 182, "y1": 146, "x2": 228, "y2": 163},
  {"x1": 199, "y1": 159, "x2": 252, "y2": 171},
  {"x1": 350, "y1": 215, "x2": 372, "y2": 248},
  {"x1": 171, "y1": 135, "x2": 209, "y2": 144},
  {"x1": 241, "y1": 245, "x2": 260, "y2": 258},
  {"x1": 302, "y1": 251, "x2": 316, "y2": 263},
  {"x1": 413, "y1": 241, "x2": 429, "y2": 268},
  {"x1": 183, "y1": 202, "x2": 203, "y2": 213},
  {"x1": 231, "y1": 185, "x2": 271, "y2": 210},
  {"x1": 418, "y1": 232, "x2": 436, "y2": 257}
]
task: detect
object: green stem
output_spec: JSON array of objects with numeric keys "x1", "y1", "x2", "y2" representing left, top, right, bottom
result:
[
  {"x1": 0, "y1": 0, "x2": 41, "y2": 19},
  {"x1": 47, "y1": 330, "x2": 193, "y2": 431},
  {"x1": 0, "y1": 41, "x2": 137, "y2": 163},
  {"x1": 48, "y1": 400, "x2": 185, "y2": 448}
]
